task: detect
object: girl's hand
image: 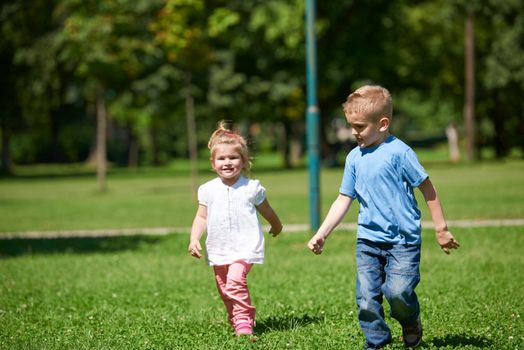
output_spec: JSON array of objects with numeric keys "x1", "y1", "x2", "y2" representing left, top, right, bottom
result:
[
  {"x1": 188, "y1": 240, "x2": 202, "y2": 259},
  {"x1": 269, "y1": 224, "x2": 282, "y2": 237}
]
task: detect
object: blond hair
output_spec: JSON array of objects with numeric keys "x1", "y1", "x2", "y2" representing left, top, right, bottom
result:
[
  {"x1": 342, "y1": 85, "x2": 392, "y2": 122},
  {"x1": 208, "y1": 120, "x2": 251, "y2": 174}
]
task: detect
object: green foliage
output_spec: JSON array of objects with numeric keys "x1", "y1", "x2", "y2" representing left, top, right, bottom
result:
[
  {"x1": 152, "y1": 0, "x2": 210, "y2": 68},
  {"x1": 249, "y1": 1, "x2": 304, "y2": 54},
  {"x1": 2, "y1": 0, "x2": 524, "y2": 169},
  {"x1": 482, "y1": 0, "x2": 524, "y2": 89},
  {"x1": 208, "y1": 7, "x2": 240, "y2": 38},
  {"x1": 394, "y1": 89, "x2": 456, "y2": 140}
]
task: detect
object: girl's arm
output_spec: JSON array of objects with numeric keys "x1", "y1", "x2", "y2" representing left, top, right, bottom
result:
[
  {"x1": 418, "y1": 177, "x2": 460, "y2": 254},
  {"x1": 256, "y1": 199, "x2": 283, "y2": 236},
  {"x1": 308, "y1": 194, "x2": 353, "y2": 254},
  {"x1": 188, "y1": 204, "x2": 207, "y2": 259}
]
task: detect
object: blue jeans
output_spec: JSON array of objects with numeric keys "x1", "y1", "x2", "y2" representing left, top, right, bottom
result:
[{"x1": 356, "y1": 239, "x2": 421, "y2": 349}]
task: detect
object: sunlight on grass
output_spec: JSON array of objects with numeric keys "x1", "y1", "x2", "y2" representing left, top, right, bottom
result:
[
  {"x1": 1, "y1": 159, "x2": 523, "y2": 233},
  {"x1": 0, "y1": 227, "x2": 522, "y2": 349}
]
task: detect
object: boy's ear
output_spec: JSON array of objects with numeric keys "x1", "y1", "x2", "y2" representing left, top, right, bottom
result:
[{"x1": 378, "y1": 117, "x2": 390, "y2": 132}]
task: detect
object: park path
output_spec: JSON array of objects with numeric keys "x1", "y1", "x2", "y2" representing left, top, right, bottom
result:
[{"x1": 1, "y1": 219, "x2": 523, "y2": 239}]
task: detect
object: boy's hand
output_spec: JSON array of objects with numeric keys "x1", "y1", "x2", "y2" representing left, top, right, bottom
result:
[
  {"x1": 436, "y1": 230, "x2": 460, "y2": 254},
  {"x1": 308, "y1": 235, "x2": 326, "y2": 255},
  {"x1": 188, "y1": 239, "x2": 202, "y2": 259}
]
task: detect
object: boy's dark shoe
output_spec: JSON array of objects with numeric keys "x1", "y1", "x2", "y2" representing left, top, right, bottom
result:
[{"x1": 402, "y1": 318, "x2": 423, "y2": 348}]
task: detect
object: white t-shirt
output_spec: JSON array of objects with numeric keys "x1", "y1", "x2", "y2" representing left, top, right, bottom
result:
[{"x1": 198, "y1": 176, "x2": 266, "y2": 266}]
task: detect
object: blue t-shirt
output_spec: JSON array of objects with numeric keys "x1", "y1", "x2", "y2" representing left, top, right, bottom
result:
[{"x1": 340, "y1": 135, "x2": 428, "y2": 245}]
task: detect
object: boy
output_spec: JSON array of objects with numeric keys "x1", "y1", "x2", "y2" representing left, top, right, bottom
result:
[{"x1": 307, "y1": 85, "x2": 459, "y2": 349}]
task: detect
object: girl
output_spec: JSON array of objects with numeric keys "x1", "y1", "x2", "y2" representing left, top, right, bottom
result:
[{"x1": 188, "y1": 121, "x2": 282, "y2": 336}]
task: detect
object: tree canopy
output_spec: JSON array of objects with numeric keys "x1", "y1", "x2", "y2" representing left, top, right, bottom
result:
[{"x1": 1, "y1": 0, "x2": 522, "y2": 172}]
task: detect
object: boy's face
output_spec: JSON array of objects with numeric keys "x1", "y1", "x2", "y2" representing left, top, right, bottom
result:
[{"x1": 346, "y1": 112, "x2": 388, "y2": 148}]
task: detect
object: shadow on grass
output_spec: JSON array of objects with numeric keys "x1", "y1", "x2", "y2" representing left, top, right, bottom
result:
[
  {"x1": 0, "y1": 235, "x2": 165, "y2": 258},
  {"x1": 254, "y1": 313, "x2": 323, "y2": 334},
  {"x1": 427, "y1": 334, "x2": 492, "y2": 348}
]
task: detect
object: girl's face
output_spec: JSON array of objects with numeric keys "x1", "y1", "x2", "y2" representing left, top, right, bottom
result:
[{"x1": 211, "y1": 144, "x2": 244, "y2": 186}]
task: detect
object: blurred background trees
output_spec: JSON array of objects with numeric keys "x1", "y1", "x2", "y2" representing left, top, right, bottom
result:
[{"x1": 1, "y1": 0, "x2": 523, "y2": 174}]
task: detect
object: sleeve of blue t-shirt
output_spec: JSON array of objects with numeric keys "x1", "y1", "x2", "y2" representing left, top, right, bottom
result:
[
  {"x1": 402, "y1": 148, "x2": 428, "y2": 187},
  {"x1": 339, "y1": 152, "x2": 357, "y2": 198}
]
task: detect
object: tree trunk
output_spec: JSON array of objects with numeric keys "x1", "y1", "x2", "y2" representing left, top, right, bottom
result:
[
  {"x1": 446, "y1": 122, "x2": 460, "y2": 163},
  {"x1": 464, "y1": 9, "x2": 476, "y2": 161},
  {"x1": 281, "y1": 119, "x2": 304, "y2": 168},
  {"x1": 493, "y1": 92, "x2": 509, "y2": 158},
  {"x1": 1, "y1": 120, "x2": 13, "y2": 174},
  {"x1": 185, "y1": 72, "x2": 199, "y2": 200},
  {"x1": 281, "y1": 120, "x2": 292, "y2": 168},
  {"x1": 49, "y1": 110, "x2": 61, "y2": 162},
  {"x1": 127, "y1": 127, "x2": 139, "y2": 168},
  {"x1": 96, "y1": 89, "x2": 107, "y2": 192},
  {"x1": 521, "y1": 100, "x2": 524, "y2": 158},
  {"x1": 150, "y1": 124, "x2": 160, "y2": 165}
]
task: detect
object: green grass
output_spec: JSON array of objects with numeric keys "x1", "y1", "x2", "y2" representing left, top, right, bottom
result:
[
  {"x1": 1, "y1": 227, "x2": 523, "y2": 349},
  {"x1": 1, "y1": 157, "x2": 523, "y2": 348},
  {"x1": 1, "y1": 159, "x2": 523, "y2": 233}
]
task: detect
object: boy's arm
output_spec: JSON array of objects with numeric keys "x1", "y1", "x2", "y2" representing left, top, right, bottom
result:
[
  {"x1": 188, "y1": 204, "x2": 207, "y2": 259},
  {"x1": 256, "y1": 198, "x2": 283, "y2": 237},
  {"x1": 418, "y1": 178, "x2": 460, "y2": 254},
  {"x1": 308, "y1": 194, "x2": 353, "y2": 254}
]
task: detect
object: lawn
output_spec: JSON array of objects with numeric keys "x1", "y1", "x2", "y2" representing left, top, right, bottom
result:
[
  {"x1": 1, "y1": 227, "x2": 522, "y2": 349},
  {"x1": 1, "y1": 158, "x2": 523, "y2": 233},
  {"x1": 0, "y1": 158, "x2": 523, "y2": 349}
]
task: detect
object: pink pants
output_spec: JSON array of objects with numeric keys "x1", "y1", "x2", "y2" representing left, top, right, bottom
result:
[{"x1": 213, "y1": 260, "x2": 256, "y2": 327}]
